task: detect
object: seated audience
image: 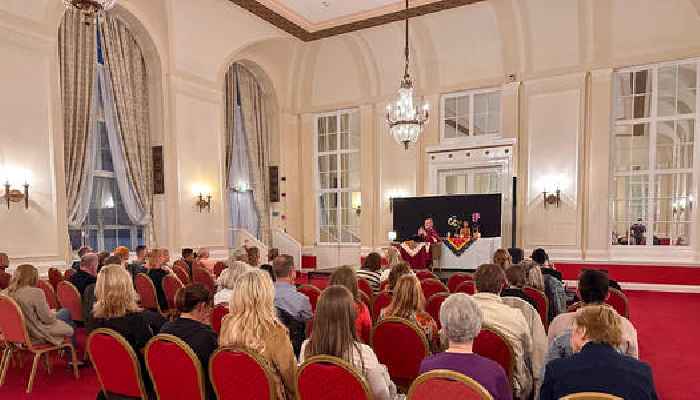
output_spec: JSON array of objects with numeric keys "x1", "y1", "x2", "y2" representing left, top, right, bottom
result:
[
  {"x1": 196, "y1": 247, "x2": 216, "y2": 271},
  {"x1": 128, "y1": 246, "x2": 147, "y2": 279},
  {"x1": 380, "y1": 274, "x2": 439, "y2": 350},
  {"x1": 531, "y1": 248, "x2": 562, "y2": 281},
  {"x1": 501, "y1": 264, "x2": 538, "y2": 310},
  {"x1": 160, "y1": 284, "x2": 217, "y2": 399},
  {"x1": 97, "y1": 251, "x2": 110, "y2": 269},
  {"x1": 301, "y1": 285, "x2": 397, "y2": 400},
  {"x1": 231, "y1": 247, "x2": 251, "y2": 265},
  {"x1": 540, "y1": 305, "x2": 658, "y2": 400},
  {"x1": 103, "y1": 255, "x2": 123, "y2": 268},
  {"x1": 214, "y1": 260, "x2": 249, "y2": 305},
  {"x1": 160, "y1": 248, "x2": 172, "y2": 267},
  {"x1": 71, "y1": 246, "x2": 92, "y2": 271},
  {"x1": 272, "y1": 255, "x2": 312, "y2": 322},
  {"x1": 471, "y1": 264, "x2": 534, "y2": 399},
  {"x1": 268, "y1": 247, "x2": 280, "y2": 263},
  {"x1": 180, "y1": 248, "x2": 195, "y2": 273},
  {"x1": 493, "y1": 248, "x2": 512, "y2": 271},
  {"x1": 219, "y1": 269, "x2": 297, "y2": 399},
  {"x1": 145, "y1": 249, "x2": 171, "y2": 311},
  {"x1": 133, "y1": 245, "x2": 147, "y2": 267},
  {"x1": 386, "y1": 261, "x2": 412, "y2": 292},
  {"x1": 0, "y1": 252, "x2": 9, "y2": 271},
  {"x1": 246, "y1": 246, "x2": 260, "y2": 267},
  {"x1": 113, "y1": 246, "x2": 130, "y2": 266},
  {"x1": 380, "y1": 247, "x2": 402, "y2": 283},
  {"x1": 70, "y1": 253, "x2": 98, "y2": 297},
  {"x1": 419, "y1": 293, "x2": 512, "y2": 400},
  {"x1": 523, "y1": 260, "x2": 565, "y2": 322},
  {"x1": 357, "y1": 252, "x2": 383, "y2": 293},
  {"x1": 329, "y1": 266, "x2": 372, "y2": 343}
]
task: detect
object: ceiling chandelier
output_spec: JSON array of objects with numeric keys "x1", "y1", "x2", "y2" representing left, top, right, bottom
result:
[
  {"x1": 386, "y1": 0, "x2": 429, "y2": 150},
  {"x1": 63, "y1": 0, "x2": 117, "y2": 19}
]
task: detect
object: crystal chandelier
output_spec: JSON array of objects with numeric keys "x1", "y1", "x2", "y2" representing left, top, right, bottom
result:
[
  {"x1": 63, "y1": 0, "x2": 117, "y2": 19},
  {"x1": 386, "y1": 0, "x2": 429, "y2": 150}
]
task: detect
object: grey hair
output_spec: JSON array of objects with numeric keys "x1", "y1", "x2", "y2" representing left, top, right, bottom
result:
[
  {"x1": 440, "y1": 293, "x2": 482, "y2": 344},
  {"x1": 231, "y1": 248, "x2": 249, "y2": 262},
  {"x1": 220, "y1": 260, "x2": 250, "y2": 290}
]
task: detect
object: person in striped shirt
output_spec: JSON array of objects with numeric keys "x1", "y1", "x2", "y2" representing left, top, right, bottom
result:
[{"x1": 357, "y1": 252, "x2": 382, "y2": 293}]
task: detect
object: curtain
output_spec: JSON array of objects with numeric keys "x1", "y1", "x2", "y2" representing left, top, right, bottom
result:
[
  {"x1": 59, "y1": 9, "x2": 98, "y2": 226},
  {"x1": 98, "y1": 16, "x2": 154, "y2": 245},
  {"x1": 228, "y1": 104, "x2": 260, "y2": 243}
]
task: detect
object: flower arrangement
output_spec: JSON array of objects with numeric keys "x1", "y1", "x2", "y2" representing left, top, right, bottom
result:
[
  {"x1": 471, "y1": 212, "x2": 481, "y2": 223},
  {"x1": 447, "y1": 216, "x2": 461, "y2": 229}
]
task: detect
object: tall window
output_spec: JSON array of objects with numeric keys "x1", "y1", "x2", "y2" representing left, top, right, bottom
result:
[
  {"x1": 441, "y1": 88, "x2": 501, "y2": 141},
  {"x1": 611, "y1": 60, "x2": 698, "y2": 247},
  {"x1": 316, "y1": 109, "x2": 360, "y2": 244}
]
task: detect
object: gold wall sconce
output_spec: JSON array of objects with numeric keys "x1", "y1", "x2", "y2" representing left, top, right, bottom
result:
[
  {"x1": 192, "y1": 184, "x2": 212, "y2": 213},
  {"x1": 543, "y1": 189, "x2": 561, "y2": 209},
  {"x1": 4, "y1": 181, "x2": 29, "y2": 209}
]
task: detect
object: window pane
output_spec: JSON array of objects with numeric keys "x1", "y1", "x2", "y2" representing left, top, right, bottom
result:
[
  {"x1": 614, "y1": 123, "x2": 649, "y2": 172},
  {"x1": 633, "y1": 95, "x2": 651, "y2": 118},
  {"x1": 445, "y1": 97, "x2": 456, "y2": 119},
  {"x1": 678, "y1": 89, "x2": 696, "y2": 114},
  {"x1": 69, "y1": 229, "x2": 83, "y2": 251},
  {"x1": 318, "y1": 134, "x2": 327, "y2": 153},
  {"x1": 87, "y1": 229, "x2": 98, "y2": 251},
  {"x1": 117, "y1": 229, "x2": 131, "y2": 248},
  {"x1": 634, "y1": 70, "x2": 651, "y2": 94},
  {"x1": 444, "y1": 118, "x2": 457, "y2": 138},
  {"x1": 327, "y1": 115, "x2": 337, "y2": 133},
  {"x1": 104, "y1": 229, "x2": 117, "y2": 252},
  {"x1": 474, "y1": 93, "x2": 488, "y2": 115},
  {"x1": 456, "y1": 96, "x2": 469, "y2": 117},
  {"x1": 678, "y1": 63, "x2": 696, "y2": 89}
]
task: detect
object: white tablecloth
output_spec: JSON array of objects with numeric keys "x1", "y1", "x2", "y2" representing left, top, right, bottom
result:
[{"x1": 438, "y1": 237, "x2": 501, "y2": 269}]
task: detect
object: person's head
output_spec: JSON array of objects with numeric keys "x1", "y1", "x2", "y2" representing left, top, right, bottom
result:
[
  {"x1": 80, "y1": 253, "x2": 99, "y2": 276},
  {"x1": 363, "y1": 252, "x2": 382, "y2": 273},
  {"x1": 386, "y1": 274, "x2": 425, "y2": 318},
  {"x1": 77, "y1": 246, "x2": 92, "y2": 258},
  {"x1": 505, "y1": 264, "x2": 527, "y2": 288},
  {"x1": 146, "y1": 249, "x2": 163, "y2": 268},
  {"x1": 272, "y1": 255, "x2": 295, "y2": 281},
  {"x1": 578, "y1": 270, "x2": 610, "y2": 305},
  {"x1": 0, "y1": 252, "x2": 9, "y2": 269},
  {"x1": 231, "y1": 248, "x2": 249, "y2": 263},
  {"x1": 175, "y1": 283, "x2": 212, "y2": 323},
  {"x1": 181, "y1": 248, "x2": 194, "y2": 262},
  {"x1": 197, "y1": 248, "x2": 210, "y2": 259},
  {"x1": 531, "y1": 248, "x2": 548, "y2": 266},
  {"x1": 329, "y1": 266, "x2": 360, "y2": 303},
  {"x1": 93, "y1": 264, "x2": 140, "y2": 319},
  {"x1": 221, "y1": 260, "x2": 250, "y2": 290},
  {"x1": 570, "y1": 305, "x2": 622, "y2": 353},
  {"x1": 521, "y1": 260, "x2": 545, "y2": 291},
  {"x1": 7, "y1": 264, "x2": 38, "y2": 294},
  {"x1": 136, "y1": 245, "x2": 147, "y2": 261},
  {"x1": 474, "y1": 264, "x2": 506, "y2": 294},
  {"x1": 97, "y1": 251, "x2": 110, "y2": 267},
  {"x1": 303, "y1": 285, "x2": 358, "y2": 363},
  {"x1": 113, "y1": 246, "x2": 130, "y2": 262},
  {"x1": 387, "y1": 261, "x2": 411, "y2": 291},
  {"x1": 385, "y1": 247, "x2": 401, "y2": 267},
  {"x1": 424, "y1": 217, "x2": 434, "y2": 229},
  {"x1": 103, "y1": 255, "x2": 123, "y2": 267},
  {"x1": 440, "y1": 293, "x2": 482, "y2": 347},
  {"x1": 246, "y1": 247, "x2": 260, "y2": 266},
  {"x1": 493, "y1": 249, "x2": 512, "y2": 270},
  {"x1": 160, "y1": 248, "x2": 170, "y2": 264},
  {"x1": 268, "y1": 248, "x2": 280, "y2": 262}
]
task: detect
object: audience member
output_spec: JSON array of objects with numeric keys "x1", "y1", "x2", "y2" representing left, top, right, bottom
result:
[
  {"x1": 160, "y1": 284, "x2": 217, "y2": 399},
  {"x1": 133, "y1": 245, "x2": 147, "y2": 267},
  {"x1": 493, "y1": 248, "x2": 512, "y2": 271},
  {"x1": 531, "y1": 248, "x2": 562, "y2": 281},
  {"x1": 246, "y1": 246, "x2": 260, "y2": 267},
  {"x1": 70, "y1": 253, "x2": 98, "y2": 297},
  {"x1": 329, "y1": 266, "x2": 372, "y2": 343},
  {"x1": 0, "y1": 252, "x2": 9, "y2": 271},
  {"x1": 381, "y1": 247, "x2": 402, "y2": 283},
  {"x1": 380, "y1": 274, "x2": 439, "y2": 350},
  {"x1": 197, "y1": 247, "x2": 216, "y2": 271},
  {"x1": 357, "y1": 252, "x2": 382, "y2": 293},
  {"x1": 180, "y1": 248, "x2": 195, "y2": 272},
  {"x1": 419, "y1": 293, "x2": 512, "y2": 400},
  {"x1": 219, "y1": 269, "x2": 297, "y2": 399},
  {"x1": 272, "y1": 255, "x2": 312, "y2": 322},
  {"x1": 231, "y1": 248, "x2": 251, "y2": 264},
  {"x1": 471, "y1": 264, "x2": 534, "y2": 399},
  {"x1": 145, "y1": 249, "x2": 170, "y2": 311},
  {"x1": 540, "y1": 305, "x2": 658, "y2": 400},
  {"x1": 97, "y1": 251, "x2": 110, "y2": 268},
  {"x1": 523, "y1": 260, "x2": 565, "y2": 322},
  {"x1": 301, "y1": 285, "x2": 397, "y2": 400},
  {"x1": 71, "y1": 246, "x2": 92, "y2": 271},
  {"x1": 113, "y1": 246, "x2": 130, "y2": 266},
  {"x1": 386, "y1": 261, "x2": 412, "y2": 292},
  {"x1": 268, "y1": 247, "x2": 280, "y2": 263},
  {"x1": 214, "y1": 260, "x2": 249, "y2": 305},
  {"x1": 103, "y1": 255, "x2": 123, "y2": 268},
  {"x1": 160, "y1": 248, "x2": 172, "y2": 267},
  {"x1": 501, "y1": 264, "x2": 538, "y2": 310}
]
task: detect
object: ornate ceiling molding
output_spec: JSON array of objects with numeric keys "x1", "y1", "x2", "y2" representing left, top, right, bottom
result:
[{"x1": 229, "y1": 0, "x2": 486, "y2": 42}]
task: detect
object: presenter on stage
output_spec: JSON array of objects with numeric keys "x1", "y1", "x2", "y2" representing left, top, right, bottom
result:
[{"x1": 417, "y1": 217, "x2": 441, "y2": 269}]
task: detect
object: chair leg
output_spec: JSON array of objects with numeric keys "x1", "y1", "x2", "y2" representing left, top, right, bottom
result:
[
  {"x1": 69, "y1": 346, "x2": 79, "y2": 379},
  {"x1": 0, "y1": 347, "x2": 12, "y2": 387},
  {"x1": 44, "y1": 352, "x2": 52, "y2": 375},
  {"x1": 26, "y1": 353, "x2": 40, "y2": 394}
]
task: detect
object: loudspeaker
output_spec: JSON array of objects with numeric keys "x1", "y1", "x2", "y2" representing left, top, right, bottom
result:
[
  {"x1": 269, "y1": 166, "x2": 280, "y2": 202},
  {"x1": 152, "y1": 146, "x2": 164, "y2": 195}
]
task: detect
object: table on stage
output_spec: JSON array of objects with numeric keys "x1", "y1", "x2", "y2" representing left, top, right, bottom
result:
[{"x1": 438, "y1": 237, "x2": 501, "y2": 270}]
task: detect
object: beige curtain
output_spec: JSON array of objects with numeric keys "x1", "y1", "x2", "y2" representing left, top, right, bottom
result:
[
  {"x1": 98, "y1": 16, "x2": 154, "y2": 245},
  {"x1": 59, "y1": 9, "x2": 97, "y2": 226}
]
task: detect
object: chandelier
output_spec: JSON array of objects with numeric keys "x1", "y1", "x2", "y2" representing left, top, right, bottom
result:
[
  {"x1": 386, "y1": 0, "x2": 429, "y2": 150},
  {"x1": 63, "y1": 0, "x2": 117, "y2": 19}
]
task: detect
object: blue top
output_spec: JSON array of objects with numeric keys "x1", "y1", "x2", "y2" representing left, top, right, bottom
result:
[
  {"x1": 419, "y1": 352, "x2": 512, "y2": 400},
  {"x1": 274, "y1": 282, "x2": 312, "y2": 322}
]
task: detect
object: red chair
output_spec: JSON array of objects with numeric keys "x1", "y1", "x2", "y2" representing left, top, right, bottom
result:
[
  {"x1": 37, "y1": 279, "x2": 59, "y2": 310},
  {"x1": 209, "y1": 347, "x2": 276, "y2": 400},
  {"x1": 145, "y1": 334, "x2": 205, "y2": 400},
  {"x1": 606, "y1": 288, "x2": 630, "y2": 318},
  {"x1": 408, "y1": 370, "x2": 494, "y2": 400},
  {"x1": 426, "y1": 292, "x2": 450, "y2": 329},
  {"x1": 162, "y1": 274, "x2": 184, "y2": 310},
  {"x1": 135, "y1": 273, "x2": 161, "y2": 313},
  {"x1": 298, "y1": 355, "x2": 372, "y2": 400},
  {"x1": 0, "y1": 271, "x2": 10, "y2": 290},
  {"x1": 308, "y1": 273, "x2": 330, "y2": 290},
  {"x1": 473, "y1": 327, "x2": 515, "y2": 383},
  {"x1": 173, "y1": 264, "x2": 191, "y2": 285},
  {"x1": 192, "y1": 268, "x2": 215, "y2": 295},
  {"x1": 63, "y1": 269, "x2": 75, "y2": 280},
  {"x1": 415, "y1": 270, "x2": 436, "y2": 281},
  {"x1": 447, "y1": 272, "x2": 474, "y2": 293},
  {"x1": 56, "y1": 281, "x2": 83, "y2": 322},
  {"x1": 88, "y1": 328, "x2": 148, "y2": 399},
  {"x1": 213, "y1": 261, "x2": 227, "y2": 278},
  {"x1": 380, "y1": 280, "x2": 389, "y2": 292},
  {"x1": 48, "y1": 267, "x2": 64, "y2": 290},
  {"x1": 0, "y1": 295, "x2": 79, "y2": 393},
  {"x1": 371, "y1": 317, "x2": 429, "y2": 389},
  {"x1": 454, "y1": 281, "x2": 475, "y2": 295},
  {"x1": 359, "y1": 291, "x2": 372, "y2": 310},
  {"x1": 211, "y1": 304, "x2": 229, "y2": 334},
  {"x1": 372, "y1": 291, "x2": 392, "y2": 321},
  {"x1": 523, "y1": 287, "x2": 549, "y2": 329},
  {"x1": 420, "y1": 278, "x2": 448, "y2": 303},
  {"x1": 357, "y1": 278, "x2": 374, "y2": 299},
  {"x1": 298, "y1": 284, "x2": 322, "y2": 312}
]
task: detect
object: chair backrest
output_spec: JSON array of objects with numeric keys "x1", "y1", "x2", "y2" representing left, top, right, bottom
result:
[
  {"x1": 371, "y1": 317, "x2": 430, "y2": 388},
  {"x1": 213, "y1": 261, "x2": 227, "y2": 278},
  {"x1": 298, "y1": 355, "x2": 372, "y2": 400},
  {"x1": 420, "y1": 278, "x2": 448, "y2": 302},
  {"x1": 56, "y1": 280, "x2": 83, "y2": 322},
  {"x1": 162, "y1": 274, "x2": 184, "y2": 310},
  {"x1": 426, "y1": 292, "x2": 450, "y2": 329},
  {"x1": 372, "y1": 291, "x2": 392, "y2": 321},
  {"x1": 192, "y1": 268, "x2": 215, "y2": 294},
  {"x1": 0, "y1": 295, "x2": 31, "y2": 346},
  {"x1": 561, "y1": 393, "x2": 623, "y2": 400},
  {"x1": 454, "y1": 281, "x2": 475, "y2": 295},
  {"x1": 173, "y1": 259, "x2": 189, "y2": 272},
  {"x1": 145, "y1": 334, "x2": 205, "y2": 400},
  {"x1": 447, "y1": 273, "x2": 474, "y2": 293},
  {"x1": 357, "y1": 278, "x2": 374, "y2": 299},
  {"x1": 473, "y1": 327, "x2": 515, "y2": 382},
  {"x1": 297, "y1": 284, "x2": 322, "y2": 312},
  {"x1": 135, "y1": 273, "x2": 161, "y2": 312},
  {"x1": 63, "y1": 269, "x2": 75, "y2": 280},
  {"x1": 522, "y1": 287, "x2": 549, "y2": 329},
  {"x1": 88, "y1": 328, "x2": 148, "y2": 399},
  {"x1": 48, "y1": 267, "x2": 64, "y2": 290},
  {"x1": 606, "y1": 288, "x2": 630, "y2": 318},
  {"x1": 37, "y1": 279, "x2": 60, "y2": 310},
  {"x1": 211, "y1": 304, "x2": 229, "y2": 334},
  {"x1": 408, "y1": 370, "x2": 495, "y2": 400},
  {"x1": 359, "y1": 291, "x2": 372, "y2": 310},
  {"x1": 0, "y1": 271, "x2": 10, "y2": 290},
  {"x1": 209, "y1": 347, "x2": 275, "y2": 400},
  {"x1": 415, "y1": 270, "x2": 436, "y2": 281},
  {"x1": 172, "y1": 264, "x2": 191, "y2": 284}
]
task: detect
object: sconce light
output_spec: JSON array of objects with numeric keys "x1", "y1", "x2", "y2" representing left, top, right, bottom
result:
[
  {"x1": 388, "y1": 231, "x2": 397, "y2": 242},
  {"x1": 192, "y1": 184, "x2": 212, "y2": 213},
  {"x1": 351, "y1": 192, "x2": 362, "y2": 216},
  {"x1": 2, "y1": 168, "x2": 31, "y2": 210},
  {"x1": 543, "y1": 188, "x2": 561, "y2": 209}
]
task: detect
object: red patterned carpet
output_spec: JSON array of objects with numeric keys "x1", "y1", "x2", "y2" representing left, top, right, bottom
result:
[{"x1": 0, "y1": 291, "x2": 698, "y2": 399}]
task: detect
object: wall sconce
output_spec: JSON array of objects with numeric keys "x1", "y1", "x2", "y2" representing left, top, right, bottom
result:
[
  {"x1": 1, "y1": 168, "x2": 31, "y2": 210},
  {"x1": 543, "y1": 189, "x2": 561, "y2": 208},
  {"x1": 192, "y1": 184, "x2": 212, "y2": 213},
  {"x1": 351, "y1": 192, "x2": 362, "y2": 216},
  {"x1": 4, "y1": 181, "x2": 29, "y2": 209}
]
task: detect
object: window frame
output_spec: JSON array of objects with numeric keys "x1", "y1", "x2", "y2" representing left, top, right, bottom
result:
[{"x1": 440, "y1": 87, "x2": 502, "y2": 144}]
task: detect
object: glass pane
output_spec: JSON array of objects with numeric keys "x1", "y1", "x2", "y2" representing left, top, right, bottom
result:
[
  {"x1": 456, "y1": 117, "x2": 469, "y2": 137},
  {"x1": 653, "y1": 223, "x2": 690, "y2": 246},
  {"x1": 616, "y1": 96, "x2": 634, "y2": 121},
  {"x1": 318, "y1": 117, "x2": 326, "y2": 135},
  {"x1": 487, "y1": 112, "x2": 500, "y2": 134},
  {"x1": 117, "y1": 229, "x2": 131, "y2": 248},
  {"x1": 488, "y1": 93, "x2": 500, "y2": 113},
  {"x1": 474, "y1": 93, "x2": 488, "y2": 115},
  {"x1": 678, "y1": 63, "x2": 696, "y2": 89},
  {"x1": 69, "y1": 229, "x2": 83, "y2": 251},
  {"x1": 657, "y1": 120, "x2": 694, "y2": 169},
  {"x1": 633, "y1": 95, "x2": 651, "y2": 118},
  {"x1": 634, "y1": 70, "x2": 651, "y2": 94},
  {"x1": 614, "y1": 123, "x2": 649, "y2": 172},
  {"x1": 678, "y1": 89, "x2": 695, "y2": 114},
  {"x1": 318, "y1": 135, "x2": 326, "y2": 153},
  {"x1": 87, "y1": 229, "x2": 98, "y2": 251},
  {"x1": 617, "y1": 72, "x2": 633, "y2": 97},
  {"x1": 348, "y1": 113, "x2": 360, "y2": 150},
  {"x1": 327, "y1": 115, "x2": 337, "y2": 133},
  {"x1": 340, "y1": 130, "x2": 349, "y2": 150},
  {"x1": 444, "y1": 118, "x2": 457, "y2": 138},
  {"x1": 445, "y1": 175, "x2": 467, "y2": 194},
  {"x1": 327, "y1": 133, "x2": 337, "y2": 151},
  {"x1": 340, "y1": 113, "x2": 349, "y2": 132},
  {"x1": 474, "y1": 115, "x2": 487, "y2": 136},
  {"x1": 456, "y1": 96, "x2": 469, "y2": 117},
  {"x1": 104, "y1": 229, "x2": 117, "y2": 252},
  {"x1": 657, "y1": 66, "x2": 676, "y2": 99},
  {"x1": 137, "y1": 228, "x2": 144, "y2": 247},
  {"x1": 445, "y1": 97, "x2": 456, "y2": 119}
]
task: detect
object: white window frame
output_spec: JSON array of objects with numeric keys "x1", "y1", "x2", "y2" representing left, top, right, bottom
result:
[
  {"x1": 314, "y1": 108, "x2": 361, "y2": 246},
  {"x1": 440, "y1": 87, "x2": 502, "y2": 144}
]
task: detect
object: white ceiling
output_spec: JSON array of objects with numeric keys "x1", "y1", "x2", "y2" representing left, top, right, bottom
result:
[{"x1": 275, "y1": 0, "x2": 399, "y2": 24}]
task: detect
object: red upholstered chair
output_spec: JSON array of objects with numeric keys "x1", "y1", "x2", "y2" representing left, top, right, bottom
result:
[
  {"x1": 454, "y1": 281, "x2": 475, "y2": 295},
  {"x1": 415, "y1": 270, "x2": 436, "y2": 281},
  {"x1": 297, "y1": 355, "x2": 372, "y2": 400},
  {"x1": 522, "y1": 287, "x2": 549, "y2": 329},
  {"x1": 88, "y1": 328, "x2": 148, "y2": 399},
  {"x1": 63, "y1": 269, "x2": 75, "y2": 280},
  {"x1": 209, "y1": 347, "x2": 276, "y2": 400},
  {"x1": 162, "y1": 274, "x2": 184, "y2": 310},
  {"x1": 359, "y1": 291, "x2": 372, "y2": 310},
  {"x1": 473, "y1": 327, "x2": 515, "y2": 383},
  {"x1": 48, "y1": 267, "x2": 64, "y2": 290},
  {"x1": 447, "y1": 272, "x2": 474, "y2": 293},
  {"x1": 135, "y1": 273, "x2": 161, "y2": 313},
  {"x1": 0, "y1": 295, "x2": 79, "y2": 393},
  {"x1": 145, "y1": 334, "x2": 205, "y2": 400},
  {"x1": 211, "y1": 304, "x2": 229, "y2": 334},
  {"x1": 426, "y1": 292, "x2": 450, "y2": 329},
  {"x1": 37, "y1": 279, "x2": 59, "y2": 310},
  {"x1": 380, "y1": 280, "x2": 389, "y2": 292},
  {"x1": 606, "y1": 288, "x2": 630, "y2": 318},
  {"x1": 0, "y1": 271, "x2": 10, "y2": 291},
  {"x1": 408, "y1": 370, "x2": 495, "y2": 400},
  {"x1": 192, "y1": 268, "x2": 215, "y2": 295},
  {"x1": 308, "y1": 273, "x2": 330, "y2": 290},
  {"x1": 372, "y1": 291, "x2": 392, "y2": 321},
  {"x1": 298, "y1": 284, "x2": 322, "y2": 312},
  {"x1": 420, "y1": 278, "x2": 448, "y2": 303},
  {"x1": 357, "y1": 278, "x2": 374, "y2": 299},
  {"x1": 371, "y1": 317, "x2": 430, "y2": 389},
  {"x1": 213, "y1": 261, "x2": 227, "y2": 278},
  {"x1": 172, "y1": 264, "x2": 191, "y2": 285},
  {"x1": 56, "y1": 280, "x2": 83, "y2": 322},
  {"x1": 561, "y1": 393, "x2": 623, "y2": 400}
]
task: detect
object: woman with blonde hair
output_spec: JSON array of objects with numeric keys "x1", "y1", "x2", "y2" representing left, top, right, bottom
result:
[
  {"x1": 214, "y1": 260, "x2": 249, "y2": 305},
  {"x1": 380, "y1": 274, "x2": 438, "y2": 349},
  {"x1": 493, "y1": 248, "x2": 512, "y2": 270},
  {"x1": 380, "y1": 247, "x2": 402, "y2": 283},
  {"x1": 386, "y1": 261, "x2": 412, "y2": 292},
  {"x1": 329, "y1": 266, "x2": 372, "y2": 343},
  {"x1": 219, "y1": 269, "x2": 296, "y2": 399}
]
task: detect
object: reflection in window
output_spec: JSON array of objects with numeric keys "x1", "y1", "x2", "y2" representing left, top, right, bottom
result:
[{"x1": 442, "y1": 89, "x2": 500, "y2": 140}]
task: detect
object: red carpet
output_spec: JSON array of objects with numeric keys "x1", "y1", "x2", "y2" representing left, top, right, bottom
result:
[{"x1": 1, "y1": 291, "x2": 698, "y2": 399}]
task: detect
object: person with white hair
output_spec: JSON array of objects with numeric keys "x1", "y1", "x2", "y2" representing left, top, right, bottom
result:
[
  {"x1": 419, "y1": 293, "x2": 512, "y2": 400},
  {"x1": 214, "y1": 260, "x2": 250, "y2": 305}
]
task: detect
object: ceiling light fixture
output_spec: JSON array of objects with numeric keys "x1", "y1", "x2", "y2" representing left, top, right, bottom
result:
[{"x1": 386, "y1": 0, "x2": 429, "y2": 150}]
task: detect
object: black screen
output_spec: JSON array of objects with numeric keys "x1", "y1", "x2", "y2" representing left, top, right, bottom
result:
[{"x1": 392, "y1": 194, "x2": 502, "y2": 241}]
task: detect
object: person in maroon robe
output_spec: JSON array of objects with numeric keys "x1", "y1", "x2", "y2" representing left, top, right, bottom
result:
[{"x1": 418, "y1": 218, "x2": 440, "y2": 243}]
